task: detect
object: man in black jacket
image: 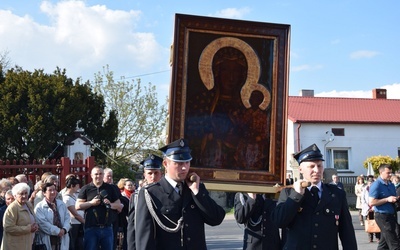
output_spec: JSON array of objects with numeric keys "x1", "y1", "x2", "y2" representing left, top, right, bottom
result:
[
  {"x1": 271, "y1": 143, "x2": 357, "y2": 250},
  {"x1": 135, "y1": 138, "x2": 226, "y2": 250},
  {"x1": 234, "y1": 192, "x2": 281, "y2": 249},
  {"x1": 126, "y1": 154, "x2": 163, "y2": 250}
]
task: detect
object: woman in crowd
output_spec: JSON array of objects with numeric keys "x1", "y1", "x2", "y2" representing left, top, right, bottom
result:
[
  {"x1": 1, "y1": 182, "x2": 38, "y2": 250},
  {"x1": 35, "y1": 182, "x2": 71, "y2": 250},
  {"x1": 0, "y1": 190, "x2": 15, "y2": 242},
  {"x1": 62, "y1": 176, "x2": 84, "y2": 250},
  {"x1": 361, "y1": 176, "x2": 380, "y2": 243},
  {"x1": 121, "y1": 179, "x2": 135, "y2": 200},
  {"x1": 355, "y1": 175, "x2": 365, "y2": 226},
  {"x1": 117, "y1": 178, "x2": 130, "y2": 250},
  {"x1": 34, "y1": 174, "x2": 62, "y2": 208},
  {"x1": 0, "y1": 179, "x2": 12, "y2": 208}
]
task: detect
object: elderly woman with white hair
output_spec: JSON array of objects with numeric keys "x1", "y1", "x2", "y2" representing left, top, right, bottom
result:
[{"x1": 1, "y1": 182, "x2": 39, "y2": 250}]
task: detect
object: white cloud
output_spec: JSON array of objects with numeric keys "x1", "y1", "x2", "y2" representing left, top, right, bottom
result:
[
  {"x1": 0, "y1": 1, "x2": 167, "y2": 82},
  {"x1": 315, "y1": 83, "x2": 400, "y2": 99},
  {"x1": 214, "y1": 7, "x2": 251, "y2": 19},
  {"x1": 316, "y1": 90, "x2": 370, "y2": 98},
  {"x1": 350, "y1": 50, "x2": 380, "y2": 59},
  {"x1": 380, "y1": 83, "x2": 400, "y2": 99},
  {"x1": 291, "y1": 64, "x2": 323, "y2": 72}
]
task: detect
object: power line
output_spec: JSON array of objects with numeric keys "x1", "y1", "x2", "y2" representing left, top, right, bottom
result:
[
  {"x1": 121, "y1": 69, "x2": 170, "y2": 80},
  {"x1": 88, "y1": 69, "x2": 171, "y2": 84}
]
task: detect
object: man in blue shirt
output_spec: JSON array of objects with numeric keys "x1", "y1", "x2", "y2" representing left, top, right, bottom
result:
[{"x1": 369, "y1": 164, "x2": 400, "y2": 249}]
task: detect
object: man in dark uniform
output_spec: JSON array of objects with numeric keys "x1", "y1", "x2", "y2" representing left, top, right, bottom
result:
[
  {"x1": 271, "y1": 144, "x2": 357, "y2": 250},
  {"x1": 76, "y1": 166, "x2": 122, "y2": 250},
  {"x1": 234, "y1": 192, "x2": 281, "y2": 250},
  {"x1": 126, "y1": 154, "x2": 163, "y2": 250},
  {"x1": 135, "y1": 138, "x2": 226, "y2": 250}
]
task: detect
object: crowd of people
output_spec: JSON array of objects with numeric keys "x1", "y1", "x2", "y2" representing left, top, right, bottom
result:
[
  {"x1": 0, "y1": 138, "x2": 225, "y2": 250},
  {"x1": 354, "y1": 164, "x2": 400, "y2": 248},
  {"x1": 2, "y1": 139, "x2": 400, "y2": 249}
]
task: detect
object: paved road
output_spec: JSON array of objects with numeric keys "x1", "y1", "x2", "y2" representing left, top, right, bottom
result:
[{"x1": 205, "y1": 211, "x2": 380, "y2": 249}]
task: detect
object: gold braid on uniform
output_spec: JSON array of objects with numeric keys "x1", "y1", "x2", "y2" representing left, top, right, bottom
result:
[{"x1": 144, "y1": 189, "x2": 184, "y2": 233}]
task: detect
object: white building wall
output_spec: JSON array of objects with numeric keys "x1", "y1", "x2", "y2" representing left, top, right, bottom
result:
[
  {"x1": 65, "y1": 138, "x2": 91, "y2": 161},
  {"x1": 287, "y1": 122, "x2": 400, "y2": 176},
  {"x1": 286, "y1": 120, "x2": 295, "y2": 169}
]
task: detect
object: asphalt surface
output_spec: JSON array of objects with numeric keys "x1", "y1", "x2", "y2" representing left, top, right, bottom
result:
[{"x1": 205, "y1": 210, "x2": 381, "y2": 250}]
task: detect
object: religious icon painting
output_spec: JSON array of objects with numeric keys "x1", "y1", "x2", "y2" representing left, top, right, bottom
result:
[{"x1": 168, "y1": 13, "x2": 290, "y2": 192}]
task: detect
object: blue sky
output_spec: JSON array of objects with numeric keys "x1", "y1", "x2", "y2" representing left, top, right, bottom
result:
[{"x1": 0, "y1": 0, "x2": 399, "y2": 101}]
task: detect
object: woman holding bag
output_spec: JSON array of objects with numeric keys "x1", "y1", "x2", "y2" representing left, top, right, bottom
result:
[{"x1": 361, "y1": 177, "x2": 381, "y2": 243}]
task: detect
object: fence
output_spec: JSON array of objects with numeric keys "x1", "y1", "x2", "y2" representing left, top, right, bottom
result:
[
  {"x1": 340, "y1": 175, "x2": 357, "y2": 195},
  {"x1": 0, "y1": 156, "x2": 95, "y2": 189}
]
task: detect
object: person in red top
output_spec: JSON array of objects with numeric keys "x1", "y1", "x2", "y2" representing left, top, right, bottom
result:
[{"x1": 121, "y1": 179, "x2": 135, "y2": 200}]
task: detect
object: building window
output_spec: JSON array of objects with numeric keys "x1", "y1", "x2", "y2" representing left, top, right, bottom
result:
[
  {"x1": 331, "y1": 128, "x2": 345, "y2": 136},
  {"x1": 332, "y1": 149, "x2": 349, "y2": 170}
]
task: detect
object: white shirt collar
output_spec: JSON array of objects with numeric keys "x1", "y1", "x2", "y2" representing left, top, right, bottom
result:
[
  {"x1": 165, "y1": 175, "x2": 178, "y2": 188},
  {"x1": 308, "y1": 181, "x2": 322, "y2": 191}
]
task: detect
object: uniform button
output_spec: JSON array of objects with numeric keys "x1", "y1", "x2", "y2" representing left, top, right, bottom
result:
[
  {"x1": 185, "y1": 224, "x2": 189, "y2": 227},
  {"x1": 166, "y1": 209, "x2": 169, "y2": 212},
  {"x1": 314, "y1": 223, "x2": 318, "y2": 227},
  {"x1": 313, "y1": 235, "x2": 317, "y2": 238},
  {"x1": 316, "y1": 212, "x2": 319, "y2": 215},
  {"x1": 313, "y1": 245, "x2": 317, "y2": 248},
  {"x1": 187, "y1": 237, "x2": 191, "y2": 241}
]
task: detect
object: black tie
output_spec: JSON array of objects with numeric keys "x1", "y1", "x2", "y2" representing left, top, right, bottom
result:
[
  {"x1": 310, "y1": 186, "x2": 319, "y2": 206},
  {"x1": 177, "y1": 182, "x2": 183, "y2": 195}
]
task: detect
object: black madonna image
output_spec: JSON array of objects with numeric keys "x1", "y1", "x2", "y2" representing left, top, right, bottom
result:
[
  {"x1": 169, "y1": 14, "x2": 290, "y2": 187},
  {"x1": 185, "y1": 35, "x2": 273, "y2": 171}
]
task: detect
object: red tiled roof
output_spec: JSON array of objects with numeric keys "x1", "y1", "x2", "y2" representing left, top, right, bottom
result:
[{"x1": 288, "y1": 96, "x2": 400, "y2": 124}]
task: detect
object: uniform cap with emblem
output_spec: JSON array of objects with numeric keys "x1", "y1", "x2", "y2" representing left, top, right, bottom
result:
[
  {"x1": 293, "y1": 143, "x2": 325, "y2": 164},
  {"x1": 140, "y1": 154, "x2": 163, "y2": 170},
  {"x1": 159, "y1": 138, "x2": 192, "y2": 162}
]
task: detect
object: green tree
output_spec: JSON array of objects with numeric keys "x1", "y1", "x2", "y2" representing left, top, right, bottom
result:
[
  {"x1": 0, "y1": 66, "x2": 118, "y2": 161},
  {"x1": 93, "y1": 65, "x2": 168, "y2": 179}
]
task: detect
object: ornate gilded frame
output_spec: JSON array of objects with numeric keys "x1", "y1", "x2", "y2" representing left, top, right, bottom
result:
[{"x1": 168, "y1": 14, "x2": 290, "y2": 192}]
